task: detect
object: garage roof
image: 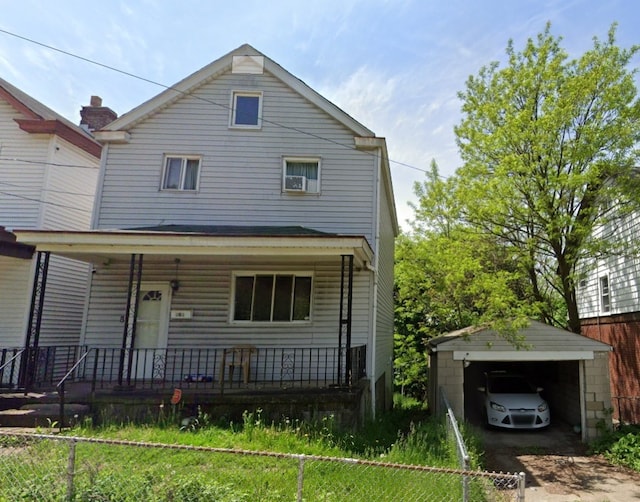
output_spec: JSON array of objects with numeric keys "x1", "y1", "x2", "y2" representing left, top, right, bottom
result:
[{"x1": 428, "y1": 320, "x2": 611, "y2": 361}]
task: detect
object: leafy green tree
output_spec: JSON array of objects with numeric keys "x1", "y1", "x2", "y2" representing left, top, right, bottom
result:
[{"x1": 453, "y1": 23, "x2": 640, "y2": 333}]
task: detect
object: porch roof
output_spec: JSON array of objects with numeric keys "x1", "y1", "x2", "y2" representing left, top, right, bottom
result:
[
  {"x1": 13, "y1": 225, "x2": 374, "y2": 267},
  {"x1": 0, "y1": 227, "x2": 34, "y2": 259}
]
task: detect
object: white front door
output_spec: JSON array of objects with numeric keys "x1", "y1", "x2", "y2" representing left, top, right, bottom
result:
[{"x1": 132, "y1": 283, "x2": 170, "y2": 379}]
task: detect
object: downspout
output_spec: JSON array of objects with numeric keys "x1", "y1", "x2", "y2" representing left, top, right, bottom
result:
[{"x1": 368, "y1": 146, "x2": 382, "y2": 417}]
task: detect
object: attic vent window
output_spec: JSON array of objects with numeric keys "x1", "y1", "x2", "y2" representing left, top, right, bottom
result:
[
  {"x1": 232, "y1": 55, "x2": 264, "y2": 74},
  {"x1": 230, "y1": 91, "x2": 262, "y2": 128}
]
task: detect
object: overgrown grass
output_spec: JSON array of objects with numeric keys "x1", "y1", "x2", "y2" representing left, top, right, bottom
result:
[
  {"x1": 0, "y1": 397, "x2": 489, "y2": 501},
  {"x1": 589, "y1": 424, "x2": 640, "y2": 472}
]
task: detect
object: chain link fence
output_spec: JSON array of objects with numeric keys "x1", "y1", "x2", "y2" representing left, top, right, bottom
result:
[
  {"x1": 441, "y1": 386, "x2": 525, "y2": 501},
  {"x1": 0, "y1": 430, "x2": 525, "y2": 501}
]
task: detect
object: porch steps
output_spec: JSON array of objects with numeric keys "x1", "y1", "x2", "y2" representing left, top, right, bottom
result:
[
  {"x1": 0, "y1": 391, "x2": 90, "y2": 428},
  {"x1": 0, "y1": 403, "x2": 90, "y2": 428}
]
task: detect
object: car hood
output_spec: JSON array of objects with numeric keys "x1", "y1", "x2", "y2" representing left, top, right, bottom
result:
[{"x1": 488, "y1": 393, "x2": 545, "y2": 409}]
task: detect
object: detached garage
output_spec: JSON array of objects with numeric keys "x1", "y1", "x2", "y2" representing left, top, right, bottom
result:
[{"x1": 427, "y1": 321, "x2": 612, "y2": 441}]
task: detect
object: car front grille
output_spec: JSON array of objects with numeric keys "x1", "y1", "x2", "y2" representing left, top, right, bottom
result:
[{"x1": 505, "y1": 409, "x2": 537, "y2": 426}]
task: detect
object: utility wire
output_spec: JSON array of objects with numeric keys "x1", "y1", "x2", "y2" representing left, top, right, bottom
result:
[
  {"x1": 0, "y1": 179, "x2": 93, "y2": 198},
  {"x1": 0, "y1": 27, "x2": 438, "y2": 177},
  {"x1": 0, "y1": 190, "x2": 91, "y2": 213},
  {"x1": 0, "y1": 157, "x2": 99, "y2": 170}
]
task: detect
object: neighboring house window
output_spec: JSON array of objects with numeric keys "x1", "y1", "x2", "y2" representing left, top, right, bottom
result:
[
  {"x1": 233, "y1": 273, "x2": 312, "y2": 322},
  {"x1": 599, "y1": 275, "x2": 611, "y2": 313},
  {"x1": 283, "y1": 158, "x2": 320, "y2": 193},
  {"x1": 162, "y1": 156, "x2": 201, "y2": 190},
  {"x1": 230, "y1": 91, "x2": 262, "y2": 128}
]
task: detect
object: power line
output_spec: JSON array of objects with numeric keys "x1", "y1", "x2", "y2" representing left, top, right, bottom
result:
[
  {"x1": 0, "y1": 157, "x2": 99, "y2": 170},
  {"x1": 0, "y1": 27, "x2": 436, "y2": 177},
  {"x1": 0, "y1": 190, "x2": 91, "y2": 213},
  {"x1": 0, "y1": 179, "x2": 93, "y2": 198}
]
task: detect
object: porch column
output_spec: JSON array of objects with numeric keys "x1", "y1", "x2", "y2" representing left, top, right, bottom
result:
[
  {"x1": 338, "y1": 254, "x2": 354, "y2": 386},
  {"x1": 20, "y1": 251, "x2": 50, "y2": 389},
  {"x1": 118, "y1": 253, "x2": 143, "y2": 387}
]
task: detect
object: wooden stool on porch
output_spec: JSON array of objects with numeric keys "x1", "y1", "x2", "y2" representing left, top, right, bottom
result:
[{"x1": 221, "y1": 345, "x2": 256, "y2": 384}]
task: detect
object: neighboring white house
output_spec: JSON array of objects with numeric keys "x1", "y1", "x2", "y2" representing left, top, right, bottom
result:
[
  {"x1": 0, "y1": 78, "x2": 103, "y2": 364},
  {"x1": 577, "y1": 209, "x2": 640, "y2": 423},
  {"x1": 16, "y1": 45, "x2": 399, "y2": 417}
]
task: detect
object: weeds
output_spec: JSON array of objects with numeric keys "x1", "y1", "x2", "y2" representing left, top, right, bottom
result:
[{"x1": 590, "y1": 424, "x2": 640, "y2": 472}]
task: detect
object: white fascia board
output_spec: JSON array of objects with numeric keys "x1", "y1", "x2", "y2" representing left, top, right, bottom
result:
[
  {"x1": 452, "y1": 350, "x2": 596, "y2": 361},
  {"x1": 93, "y1": 131, "x2": 131, "y2": 144},
  {"x1": 14, "y1": 231, "x2": 374, "y2": 266},
  {"x1": 354, "y1": 137, "x2": 399, "y2": 236}
]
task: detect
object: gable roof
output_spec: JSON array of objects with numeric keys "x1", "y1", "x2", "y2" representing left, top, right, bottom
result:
[
  {"x1": 428, "y1": 320, "x2": 611, "y2": 361},
  {"x1": 98, "y1": 44, "x2": 374, "y2": 138},
  {"x1": 0, "y1": 77, "x2": 101, "y2": 158}
]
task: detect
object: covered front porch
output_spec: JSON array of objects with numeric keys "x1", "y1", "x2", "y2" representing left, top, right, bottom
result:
[{"x1": 10, "y1": 226, "x2": 375, "y2": 414}]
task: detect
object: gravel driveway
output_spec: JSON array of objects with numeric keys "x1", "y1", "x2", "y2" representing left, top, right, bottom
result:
[{"x1": 480, "y1": 422, "x2": 640, "y2": 501}]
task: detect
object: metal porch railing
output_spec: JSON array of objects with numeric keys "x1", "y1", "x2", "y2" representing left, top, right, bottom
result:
[{"x1": 0, "y1": 344, "x2": 367, "y2": 395}]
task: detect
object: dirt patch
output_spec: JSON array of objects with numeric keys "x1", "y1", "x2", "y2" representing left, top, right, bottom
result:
[{"x1": 481, "y1": 424, "x2": 640, "y2": 501}]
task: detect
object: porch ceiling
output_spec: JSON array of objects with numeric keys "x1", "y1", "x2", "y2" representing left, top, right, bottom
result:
[{"x1": 13, "y1": 228, "x2": 374, "y2": 268}]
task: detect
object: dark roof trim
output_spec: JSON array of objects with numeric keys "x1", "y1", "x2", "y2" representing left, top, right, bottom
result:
[
  {"x1": 127, "y1": 224, "x2": 333, "y2": 237},
  {"x1": 15, "y1": 119, "x2": 101, "y2": 158},
  {"x1": 0, "y1": 228, "x2": 34, "y2": 259}
]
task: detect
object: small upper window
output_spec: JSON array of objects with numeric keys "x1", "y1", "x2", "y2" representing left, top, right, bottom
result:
[
  {"x1": 230, "y1": 91, "x2": 262, "y2": 128},
  {"x1": 162, "y1": 156, "x2": 200, "y2": 191},
  {"x1": 599, "y1": 275, "x2": 611, "y2": 313},
  {"x1": 283, "y1": 158, "x2": 320, "y2": 193}
]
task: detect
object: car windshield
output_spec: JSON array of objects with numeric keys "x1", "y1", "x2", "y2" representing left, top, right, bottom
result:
[{"x1": 488, "y1": 376, "x2": 535, "y2": 394}]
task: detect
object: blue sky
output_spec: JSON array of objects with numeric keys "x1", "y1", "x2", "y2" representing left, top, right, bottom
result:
[{"x1": 1, "y1": 0, "x2": 638, "y2": 228}]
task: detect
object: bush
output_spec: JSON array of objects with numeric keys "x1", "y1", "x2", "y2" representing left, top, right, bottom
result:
[{"x1": 590, "y1": 424, "x2": 640, "y2": 472}]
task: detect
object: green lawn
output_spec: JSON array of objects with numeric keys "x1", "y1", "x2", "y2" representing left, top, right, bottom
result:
[{"x1": 0, "y1": 399, "x2": 492, "y2": 501}]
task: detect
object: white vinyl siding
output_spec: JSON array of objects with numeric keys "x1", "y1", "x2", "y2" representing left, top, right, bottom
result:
[
  {"x1": 0, "y1": 99, "x2": 48, "y2": 229},
  {"x1": 83, "y1": 258, "x2": 371, "y2": 350},
  {"x1": 94, "y1": 70, "x2": 376, "y2": 242},
  {"x1": 373, "y1": 175, "x2": 396, "y2": 404},
  {"x1": 0, "y1": 257, "x2": 31, "y2": 347},
  {"x1": 0, "y1": 97, "x2": 98, "y2": 349},
  {"x1": 577, "y1": 209, "x2": 640, "y2": 319}
]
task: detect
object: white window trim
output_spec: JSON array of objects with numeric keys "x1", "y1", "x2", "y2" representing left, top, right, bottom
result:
[
  {"x1": 160, "y1": 155, "x2": 201, "y2": 191},
  {"x1": 230, "y1": 271, "x2": 314, "y2": 324},
  {"x1": 282, "y1": 156, "x2": 321, "y2": 194},
  {"x1": 229, "y1": 90, "x2": 263, "y2": 129},
  {"x1": 599, "y1": 274, "x2": 611, "y2": 314}
]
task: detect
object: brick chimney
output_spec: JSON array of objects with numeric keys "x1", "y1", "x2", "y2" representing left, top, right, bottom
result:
[{"x1": 80, "y1": 96, "x2": 117, "y2": 132}]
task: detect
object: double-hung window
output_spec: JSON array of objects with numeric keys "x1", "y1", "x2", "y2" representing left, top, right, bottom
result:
[
  {"x1": 233, "y1": 273, "x2": 312, "y2": 322},
  {"x1": 162, "y1": 156, "x2": 200, "y2": 190},
  {"x1": 230, "y1": 91, "x2": 262, "y2": 128},
  {"x1": 599, "y1": 275, "x2": 611, "y2": 313},
  {"x1": 283, "y1": 157, "x2": 320, "y2": 193}
]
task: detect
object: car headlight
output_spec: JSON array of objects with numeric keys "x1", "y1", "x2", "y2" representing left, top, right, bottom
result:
[
  {"x1": 537, "y1": 402, "x2": 548, "y2": 412},
  {"x1": 490, "y1": 401, "x2": 506, "y2": 412}
]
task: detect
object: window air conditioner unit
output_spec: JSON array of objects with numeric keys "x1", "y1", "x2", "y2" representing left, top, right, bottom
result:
[{"x1": 285, "y1": 175, "x2": 307, "y2": 192}]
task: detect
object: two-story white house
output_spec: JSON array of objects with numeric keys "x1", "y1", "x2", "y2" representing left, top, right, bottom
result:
[
  {"x1": 0, "y1": 78, "x2": 104, "y2": 387},
  {"x1": 16, "y1": 45, "x2": 398, "y2": 422},
  {"x1": 577, "y1": 209, "x2": 640, "y2": 423}
]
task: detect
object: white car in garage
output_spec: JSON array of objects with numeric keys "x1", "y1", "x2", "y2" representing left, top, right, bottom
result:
[{"x1": 478, "y1": 372, "x2": 550, "y2": 429}]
